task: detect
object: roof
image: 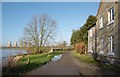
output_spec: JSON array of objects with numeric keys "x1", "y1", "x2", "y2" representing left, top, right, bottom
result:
[{"x1": 88, "y1": 23, "x2": 96, "y2": 30}]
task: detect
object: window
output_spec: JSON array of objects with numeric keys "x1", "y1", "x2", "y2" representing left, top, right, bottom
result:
[
  {"x1": 100, "y1": 38, "x2": 103, "y2": 51},
  {"x1": 99, "y1": 38, "x2": 104, "y2": 54},
  {"x1": 109, "y1": 36, "x2": 114, "y2": 52},
  {"x1": 107, "y1": 36, "x2": 114, "y2": 56},
  {"x1": 89, "y1": 41, "x2": 92, "y2": 49},
  {"x1": 89, "y1": 29, "x2": 92, "y2": 37},
  {"x1": 108, "y1": 7, "x2": 114, "y2": 23},
  {"x1": 99, "y1": 16, "x2": 103, "y2": 29}
]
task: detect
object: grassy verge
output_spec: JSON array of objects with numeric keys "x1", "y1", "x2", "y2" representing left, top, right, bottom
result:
[
  {"x1": 71, "y1": 51, "x2": 97, "y2": 64},
  {"x1": 2, "y1": 51, "x2": 62, "y2": 76},
  {"x1": 71, "y1": 51, "x2": 120, "y2": 74}
]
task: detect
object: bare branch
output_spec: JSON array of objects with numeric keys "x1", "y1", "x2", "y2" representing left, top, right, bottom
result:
[{"x1": 23, "y1": 14, "x2": 57, "y2": 53}]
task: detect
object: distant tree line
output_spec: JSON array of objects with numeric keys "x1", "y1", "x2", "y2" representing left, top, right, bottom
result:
[{"x1": 70, "y1": 15, "x2": 97, "y2": 51}]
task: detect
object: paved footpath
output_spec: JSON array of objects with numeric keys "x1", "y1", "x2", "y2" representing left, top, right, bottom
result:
[{"x1": 27, "y1": 51, "x2": 115, "y2": 75}]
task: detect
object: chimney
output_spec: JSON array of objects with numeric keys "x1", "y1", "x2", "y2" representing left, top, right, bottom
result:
[
  {"x1": 14, "y1": 42, "x2": 18, "y2": 47},
  {"x1": 8, "y1": 42, "x2": 12, "y2": 47}
]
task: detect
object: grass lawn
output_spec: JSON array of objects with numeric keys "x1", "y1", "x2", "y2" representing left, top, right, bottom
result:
[
  {"x1": 71, "y1": 51, "x2": 120, "y2": 74},
  {"x1": 2, "y1": 51, "x2": 62, "y2": 76}
]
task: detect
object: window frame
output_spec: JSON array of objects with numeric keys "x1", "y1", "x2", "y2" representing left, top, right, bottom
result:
[
  {"x1": 89, "y1": 29, "x2": 93, "y2": 37},
  {"x1": 99, "y1": 16, "x2": 103, "y2": 29},
  {"x1": 100, "y1": 38, "x2": 104, "y2": 51},
  {"x1": 107, "y1": 7, "x2": 114, "y2": 25},
  {"x1": 109, "y1": 35, "x2": 114, "y2": 53},
  {"x1": 98, "y1": 37, "x2": 104, "y2": 55},
  {"x1": 107, "y1": 35, "x2": 114, "y2": 56}
]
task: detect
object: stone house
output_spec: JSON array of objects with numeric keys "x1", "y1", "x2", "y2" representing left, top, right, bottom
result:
[
  {"x1": 88, "y1": 0, "x2": 120, "y2": 64},
  {"x1": 88, "y1": 24, "x2": 97, "y2": 54}
]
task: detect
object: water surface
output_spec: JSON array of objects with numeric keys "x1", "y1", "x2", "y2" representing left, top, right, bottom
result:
[
  {"x1": 0, "y1": 49, "x2": 28, "y2": 66},
  {"x1": 1, "y1": 49, "x2": 27, "y2": 58}
]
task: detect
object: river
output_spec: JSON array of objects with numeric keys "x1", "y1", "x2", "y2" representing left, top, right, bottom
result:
[{"x1": 0, "y1": 49, "x2": 28, "y2": 66}]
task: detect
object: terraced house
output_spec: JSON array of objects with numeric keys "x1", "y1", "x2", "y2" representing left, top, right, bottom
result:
[
  {"x1": 88, "y1": 0, "x2": 120, "y2": 64},
  {"x1": 88, "y1": 24, "x2": 96, "y2": 54}
]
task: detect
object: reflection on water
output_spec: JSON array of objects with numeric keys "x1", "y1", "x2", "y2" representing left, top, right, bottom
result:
[
  {"x1": 52, "y1": 54, "x2": 62, "y2": 62},
  {"x1": 0, "y1": 49, "x2": 28, "y2": 65},
  {"x1": 1, "y1": 50, "x2": 27, "y2": 58}
]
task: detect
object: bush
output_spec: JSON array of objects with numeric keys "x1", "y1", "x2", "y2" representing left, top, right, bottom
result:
[{"x1": 75, "y1": 42, "x2": 86, "y2": 54}]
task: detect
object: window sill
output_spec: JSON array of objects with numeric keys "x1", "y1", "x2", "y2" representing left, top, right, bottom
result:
[
  {"x1": 107, "y1": 52, "x2": 114, "y2": 56},
  {"x1": 99, "y1": 27, "x2": 103, "y2": 30},
  {"x1": 107, "y1": 20, "x2": 114, "y2": 26},
  {"x1": 98, "y1": 51, "x2": 104, "y2": 55},
  {"x1": 90, "y1": 36, "x2": 93, "y2": 38}
]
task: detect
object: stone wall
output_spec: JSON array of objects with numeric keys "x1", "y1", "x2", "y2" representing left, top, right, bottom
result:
[{"x1": 96, "y1": 2, "x2": 120, "y2": 64}]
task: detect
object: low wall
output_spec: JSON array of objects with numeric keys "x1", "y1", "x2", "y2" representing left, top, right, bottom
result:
[
  {"x1": 97, "y1": 54, "x2": 120, "y2": 66},
  {"x1": 88, "y1": 52, "x2": 120, "y2": 66}
]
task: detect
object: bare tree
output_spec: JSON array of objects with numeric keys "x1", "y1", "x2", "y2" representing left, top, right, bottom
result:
[{"x1": 24, "y1": 14, "x2": 57, "y2": 53}]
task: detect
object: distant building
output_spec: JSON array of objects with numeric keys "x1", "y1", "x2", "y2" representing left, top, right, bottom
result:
[
  {"x1": 14, "y1": 42, "x2": 18, "y2": 47},
  {"x1": 23, "y1": 41, "x2": 27, "y2": 47},
  {"x1": 19, "y1": 41, "x2": 23, "y2": 47},
  {"x1": 28, "y1": 42, "x2": 32, "y2": 47},
  {"x1": 7, "y1": 42, "x2": 12, "y2": 47}
]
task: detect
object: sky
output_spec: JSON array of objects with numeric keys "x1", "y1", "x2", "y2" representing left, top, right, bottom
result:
[
  {"x1": 2, "y1": 2, "x2": 100, "y2": 46},
  {"x1": 2, "y1": 0, "x2": 101, "y2": 2},
  {"x1": 0, "y1": 2, "x2": 2, "y2": 47}
]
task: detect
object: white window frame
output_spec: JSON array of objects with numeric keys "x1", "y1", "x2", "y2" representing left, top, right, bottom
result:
[
  {"x1": 109, "y1": 36, "x2": 114, "y2": 53},
  {"x1": 99, "y1": 38, "x2": 104, "y2": 54},
  {"x1": 89, "y1": 29, "x2": 92, "y2": 37},
  {"x1": 100, "y1": 38, "x2": 103, "y2": 51},
  {"x1": 99, "y1": 16, "x2": 103, "y2": 29},
  {"x1": 100, "y1": 38, "x2": 103, "y2": 50},
  {"x1": 107, "y1": 36, "x2": 114, "y2": 56},
  {"x1": 108, "y1": 7, "x2": 114, "y2": 25}
]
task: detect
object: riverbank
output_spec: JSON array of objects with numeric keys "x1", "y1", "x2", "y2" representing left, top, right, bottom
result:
[
  {"x1": 1, "y1": 49, "x2": 28, "y2": 66},
  {"x1": 2, "y1": 51, "x2": 62, "y2": 76}
]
